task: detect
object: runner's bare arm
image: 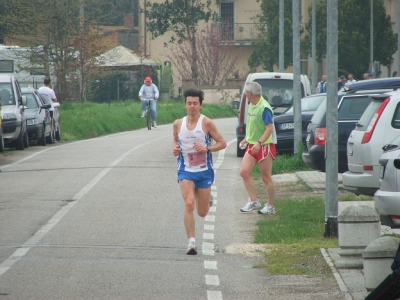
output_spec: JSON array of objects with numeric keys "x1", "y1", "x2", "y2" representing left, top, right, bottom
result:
[
  {"x1": 194, "y1": 117, "x2": 227, "y2": 153},
  {"x1": 172, "y1": 119, "x2": 182, "y2": 157}
]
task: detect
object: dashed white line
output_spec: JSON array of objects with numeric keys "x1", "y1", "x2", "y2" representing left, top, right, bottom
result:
[
  {"x1": 205, "y1": 275, "x2": 220, "y2": 286},
  {"x1": 204, "y1": 261, "x2": 217, "y2": 270},
  {"x1": 203, "y1": 233, "x2": 214, "y2": 240}
]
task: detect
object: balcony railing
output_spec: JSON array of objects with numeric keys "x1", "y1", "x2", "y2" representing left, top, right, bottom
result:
[{"x1": 211, "y1": 23, "x2": 260, "y2": 45}]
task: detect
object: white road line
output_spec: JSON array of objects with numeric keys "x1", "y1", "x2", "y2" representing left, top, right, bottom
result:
[
  {"x1": 205, "y1": 215, "x2": 216, "y2": 222},
  {"x1": 204, "y1": 260, "x2": 217, "y2": 270},
  {"x1": 204, "y1": 224, "x2": 214, "y2": 231},
  {"x1": 0, "y1": 136, "x2": 168, "y2": 278},
  {"x1": 203, "y1": 233, "x2": 214, "y2": 240},
  {"x1": 202, "y1": 242, "x2": 215, "y2": 256},
  {"x1": 207, "y1": 290, "x2": 223, "y2": 300},
  {"x1": 205, "y1": 274, "x2": 220, "y2": 286},
  {"x1": 205, "y1": 139, "x2": 236, "y2": 300}
]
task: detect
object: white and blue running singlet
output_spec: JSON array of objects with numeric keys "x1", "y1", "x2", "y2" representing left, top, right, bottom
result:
[{"x1": 177, "y1": 115, "x2": 213, "y2": 173}]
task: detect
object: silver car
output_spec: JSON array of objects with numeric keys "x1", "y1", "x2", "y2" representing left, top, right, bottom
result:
[{"x1": 375, "y1": 134, "x2": 400, "y2": 228}]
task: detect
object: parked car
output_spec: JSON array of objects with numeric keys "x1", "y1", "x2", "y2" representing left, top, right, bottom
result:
[
  {"x1": 0, "y1": 74, "x2": 28, "y2": 150},
  {"x1": 21, "y1": 87, "x2": 54, "y2": 145},
  {"x1": 274, "y1": 93, "x2": 326, "y2": 154},
  {"x1": 0, "y1": 97, "x2": 3, "y2": 152},
  {"x1": 302, "y1": 92, "x2": 380, "y2": 173},
  {"x1": 343, "y1": 90, "x2": 400, "y2": 196},
  {"x1": 374, "y1": 134, "x2": 400, "y2": 228},
  {"x1": 236, "y1": 72, "x2": 312, "y2": 157},
  {"x1": 344, "y1": 77, "x2": 400, "y2": 93}
]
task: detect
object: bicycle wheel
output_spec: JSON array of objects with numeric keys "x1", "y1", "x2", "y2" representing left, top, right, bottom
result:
[{"x1": 147, "y1": 107, "x2": 152, "y2": 130}]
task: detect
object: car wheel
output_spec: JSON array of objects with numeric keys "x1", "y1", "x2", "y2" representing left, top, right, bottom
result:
[
  {"x1": 15, "y1": 128, "x2": 25, "y2": 150},
  {"x1": 55, "y1": 121, "x2": 61, "y2": 141},
  {"x1": 23, "y1": 129, "x2": 29, "y2": 148},
  {"x1": 236, "y1": 140, "x2": 245, "y2": 157},
  {"x1": 46, "y1": 127, "x2": 54, "y2": 144},
  {"x1": 38, "y1": 125, "x2": 46, "y2": 146}
]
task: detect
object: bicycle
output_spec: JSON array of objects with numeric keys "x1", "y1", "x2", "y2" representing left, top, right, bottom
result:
[{"x1": 146, "y1": 99, "x2": 152, "y2": 130}]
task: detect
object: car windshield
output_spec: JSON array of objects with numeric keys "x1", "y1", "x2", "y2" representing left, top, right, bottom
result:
[
  {"x1": 284, "y1": 94, "x2": 326, "y2": 114},
  {"x1": 0, "y1": 82, "x2": 14, "y2": 105},
  {"x1": 254, "y1": 78, "x2": 305, "y2": 108},
  {"x1": 23, "y1": 92, "x2": 39, "y2": 109}
]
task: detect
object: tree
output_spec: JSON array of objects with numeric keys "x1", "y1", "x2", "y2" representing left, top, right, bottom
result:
[
  {"x1": 167, "y1": 24, "x2": 245, "y2": 86},
  {"x1": 0, "y1": 0, "x2": 111, "y2": 100},
  {"x1": 303, "y1": 0, "x2": 397, "y2": 78},
  {"x1": 141, "y1": 0, "x2": 219, "y2": 85},
  {"x1": 248, "y1": 0, "x2": 296, "y2": 71}
]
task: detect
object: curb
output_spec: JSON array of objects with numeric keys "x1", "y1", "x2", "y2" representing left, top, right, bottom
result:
[{"x1": 320, "y1": 248, "x2": 352, "y2": 300}]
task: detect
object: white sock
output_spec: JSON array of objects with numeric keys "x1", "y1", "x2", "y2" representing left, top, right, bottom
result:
[{"x1": 189, "y1": 237, "x2": 195, "y2": 244}]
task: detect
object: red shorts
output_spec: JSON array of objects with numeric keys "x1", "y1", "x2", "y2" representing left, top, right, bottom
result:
[{"x1": 245, "y1": 143, "x2": 276, "y2": 162}]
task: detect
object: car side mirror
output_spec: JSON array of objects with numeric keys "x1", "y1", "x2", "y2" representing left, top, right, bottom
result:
[
  {"x1": 394, "y1": 158, "x2": 400, "y2": 170},
  {"x1": 21, "y1": 95, "x2": 27, "y2": 106},
  {"x1": 53, "y1": 102, "x2": 60, "y2": 109}
]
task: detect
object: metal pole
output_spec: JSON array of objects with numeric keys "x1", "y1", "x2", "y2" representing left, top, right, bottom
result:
[
  {"x1": 279, "y1": 0, "x2": 284, "y2": 72},
  {"x1": 293, "y1": 0, "x2": 301, "y2": 154},
  {"x1": 325, "y1": 0, "x2": 338, "y2": 238},
  {"x1": 398, "y1": 1, "x2": 400, "y2": 76},
  {"x1": 370, "y1": 0, "x2": 373, "y2": 74},
  {"x1": 312, "y1": 0, "x2": 317, "y2": 94}
]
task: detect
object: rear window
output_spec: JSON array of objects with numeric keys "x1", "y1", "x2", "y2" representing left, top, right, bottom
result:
[
  {"x1": 338, "y1": 96, "x2": 371, "y2": 120},
  {"x1": 391, "y1": 103, "x2": 400, "y2": 129},
  {"x1": 253, "y1": 78, "x2": 305, "y2": 107},
  {"x1": 355, "y1": 99, "x2": 386, "y2": 131},
  {"x1": 310, "y1": 97, "x2": 327, "y2": 124}
]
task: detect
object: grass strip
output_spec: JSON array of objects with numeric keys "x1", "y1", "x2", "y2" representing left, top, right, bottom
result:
[{"x1": 254, "y1": 196, "x2": 338, "y2": 275}]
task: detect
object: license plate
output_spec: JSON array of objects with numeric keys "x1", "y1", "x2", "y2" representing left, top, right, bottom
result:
[
  {"x1": 306, "y1": 134, "x2": 310, "y2": 142},
  {"x1": 280, "y1": 123, "x2": 294, "y2": 130}
]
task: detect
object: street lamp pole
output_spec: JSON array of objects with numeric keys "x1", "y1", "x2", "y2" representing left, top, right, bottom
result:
[{"x1": 370, "y1": 0, "x2": 374, "y2": 74}]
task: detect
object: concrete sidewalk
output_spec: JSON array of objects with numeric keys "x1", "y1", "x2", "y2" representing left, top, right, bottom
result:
[{"x1": 289, "y1": 171, "x2": 399, "y2": 300}]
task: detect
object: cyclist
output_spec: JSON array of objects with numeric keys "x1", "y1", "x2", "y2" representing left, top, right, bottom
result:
[
  {"x1": 38, "y1": 77, "x2": 58, "y2": 140},
  {"x1": 139, "y1": 77, "x2": 159, "y2": 128}
]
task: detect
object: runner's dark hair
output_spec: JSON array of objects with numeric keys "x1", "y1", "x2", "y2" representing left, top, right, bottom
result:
[{"x1": 184, "y1": 88, "x2": 204, "y2": 104}]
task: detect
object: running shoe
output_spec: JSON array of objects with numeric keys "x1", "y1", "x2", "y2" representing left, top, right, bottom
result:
[
  {"x1": 186, "y1": 242, "x2": 197, "y2": 255},
  {"x1": 153, "y1": 121, "x2": 157, "y2": 128},
  {"x1": 258, "y1": 203, "x2": 276, "y2": 215},
  {"x1": 240, "y1": 200, "x2": 261, "y2": 212}
]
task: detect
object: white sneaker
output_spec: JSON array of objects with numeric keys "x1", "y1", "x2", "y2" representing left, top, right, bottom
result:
[
  {"x1": 153, "y1": 121, "x2": 157, "y2": 128},
  {"x1": 240, "y1": 200, "x2": 261, "y2": 212},
  {"x1": 186, "y1": 242, "x2": 197, "y2": 255},
  {"x1": 141, "y1": 112, "x2": 145, "y2": 118},
  {"x1": 258, "y1": 203, "x2": 276, "y2": 215}
]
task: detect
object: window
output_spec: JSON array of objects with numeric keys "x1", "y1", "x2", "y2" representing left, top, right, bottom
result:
[{"x1": 220, "y1": 2, "x2": 234, "y2": 41}]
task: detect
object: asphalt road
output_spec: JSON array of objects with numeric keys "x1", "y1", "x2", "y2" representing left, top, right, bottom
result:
[{"x1": 0, "y1": 118, "x2": 275, "y2": 300}]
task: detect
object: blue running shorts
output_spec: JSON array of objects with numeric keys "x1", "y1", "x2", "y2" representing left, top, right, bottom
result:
[{"x1": 178, "y1": 168, "x2": 214, "y2": 189}]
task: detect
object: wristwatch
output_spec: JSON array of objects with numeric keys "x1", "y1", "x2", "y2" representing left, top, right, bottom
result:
[
  {"x1": 258, "y1": 140, "x2": 263, "y2": 146},
  {"x1": 207, "y1": 146, "x2": 211, "y2": 153}
]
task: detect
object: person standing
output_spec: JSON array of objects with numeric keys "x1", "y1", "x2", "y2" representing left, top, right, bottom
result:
[
  {"x1": 239, "y1": 81, "x2": 277, "y2": 215},
  {"x1": 346, "y1": 74, "x2": 357, "y2": 86},
  {"x1": 172, "y1": 88, "x2": 227, "y2": 255},
  {"x1": 38, "y1": 77, "x2": 57, "y2": 139},
  {"x1": 316, "y1": 75, "x2": 327, "y2": 93},
  {"x1": 139, "y1": 76, "x2": 159, "y2": 127}
]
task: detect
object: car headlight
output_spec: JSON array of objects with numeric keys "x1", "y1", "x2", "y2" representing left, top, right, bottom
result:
[
  {"x1": 2, "y1": 113, "x2": 17, "y2": 124},
  {"x1": 2, "y1": 113, "x2": 16, "y2": 120},
  {"x1": 27, "y1": 119, "x2": 39, "y2": 125}
]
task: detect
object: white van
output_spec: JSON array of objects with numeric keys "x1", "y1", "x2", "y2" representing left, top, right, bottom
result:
[{"x1": 235, "y1": 72, "x2": 311, "y2": 156}]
